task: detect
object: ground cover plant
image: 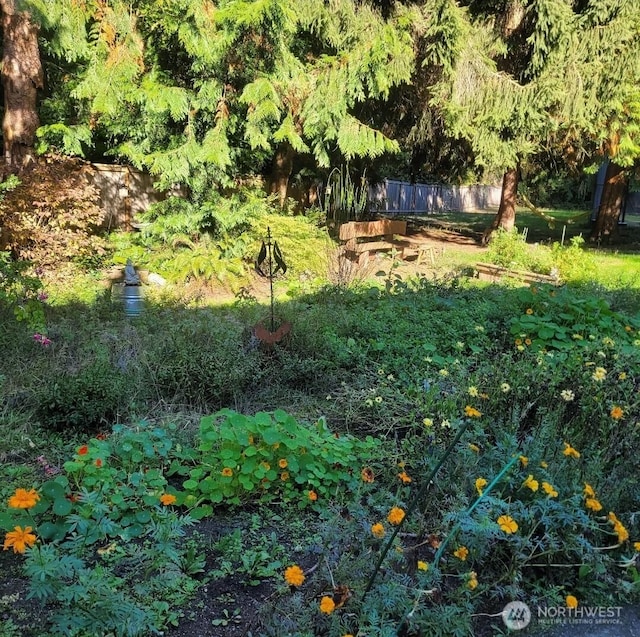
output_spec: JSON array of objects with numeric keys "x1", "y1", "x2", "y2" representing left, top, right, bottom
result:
[{"x1": 1, "y1": 221, "x2": 640, "y2": 636}]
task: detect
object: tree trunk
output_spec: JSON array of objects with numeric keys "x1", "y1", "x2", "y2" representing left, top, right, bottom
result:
[
  {"x1": 482, "y1": 166, "x2": 519, "y2": 244},
  {"x1": 269, "y1": 142, "x2": 295, "y2": 208},
  {"x1": 1, "y1": 0, "x2": 43, "y2": 172},
  {"x1": 590, "y1": 161, "x2": 626, "y2": 242}
]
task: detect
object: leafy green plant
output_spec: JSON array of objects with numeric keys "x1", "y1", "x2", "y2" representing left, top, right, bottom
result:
[{"x1": 176, "y1": 409, "x2": 379, "y2": 516}]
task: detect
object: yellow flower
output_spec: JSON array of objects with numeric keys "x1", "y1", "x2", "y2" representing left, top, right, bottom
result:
[
  {"x1": 467, "y1": 571, "x2": 478, "y2": 590},
  {"x1": 453, "y1": 546, "x2": 469, "y2": 560},
  {"x1": 497, "y1": 515, "x2": 518, "y2": 534},
  {"x1": 387, "y1": 506, "x2": 406, "y2": 525},
  {"x1": 541, "y1": 482, "x2": 558, "y2": 498},
  {"x1": 585, "y1": 498, "x2": 603, "y2": 512},
  {"x1": 423, "y1": 417, "x2": 434, "y2": 427},
  {"x1": 519, "y1": 455, "x2": 529, "y2": 467},
  {"x1": 475, "y1": 477, "x2": 488, "y2": 496},
  {"x1": 280, "y1": 471, "x2": 290, "y2": 481},
  {"x1": 278, "y1": 458, "x2": 288, "y2": 469},
  {"x1": 319, "y1": 596, "x2": 336, "y2": 614},
  {"x1": 563, "y1": 442, "x2": 581, "y2": 458},
  {"x1": 525, "y1": 338, "x2": 532, "y2": 346},
  {"x1": 592, "y1": 367, "x2": 607, "y2": 381},
  {"x1": 583, "y1": 483, "x2": 596, "y2": 498},
  {"x1": 566, "y1": 595, "x2": 578, "y2": 609},
  {"x1": 560, "y1": 389, "x2": 575, "y2": 401},
  {"x1": 515, "y1": 338, "x2": 523, "y2": 346},
  {"x1": 468, "y1": 386, "x2": 479, "y2": 397},
  {"x1": 469, "y1": 444, "x2": 480, "y2": 453},
  {"x1": 417, "y1": 561, "x2": 428, "y2": 571},
  {"x1": 159, "y1": 493, "x2": 176, "y2": 505},
  {"x1": 371, "y1": 523, "x2": 385, "y2": 539},
  {"x1": 284, "y1": 565, "x2": 305, "y2": 587},
  {"x1": 526, "y1": 308, "x2": 534, "y2": 315},
  {"x1": 261, "y1": 461, "x2": 271, "y2": 471},
  {"x1": 308, "y1": 490, "x2": 318, "y2": 501},
  {"x1": 397, "y1": 471, "x2": 412, "y2": 484},
  {"x1": 374, "y1": 396, "x2": 383, "y2": 404},
  {"x1": 8, "y1": 488, "x2": 40, "y2": 509},
  {"x1": 523, "y1": 474, "x2": 539, "y2": 492},
  {"x1": 3, "y1": 526, "x2": 37, "y2": 553},
  {"x1": 439, "y1": 369, "x2": 449, "y2": 377},
  {"x1": 610, "y1": 406, "x2": 624, "y2": 420},
  {"x1": 501, "y1": 382, "x2": 511, "y2": 393},
  {"x1": 221, "y1": 467, "x2": 233, "y2": 477},
  {"x1": 611, "y1": 517, "x2": 629, "y2": 543},
  {"x1": 464, "y1": 405, "x2": 482, "y2": 418},
  {"x1": 634, "y1": 542, "x2": 640, "y2": 552},
  {"x1": 540, "y1": 461, "x2": 548, "y2": 468}
]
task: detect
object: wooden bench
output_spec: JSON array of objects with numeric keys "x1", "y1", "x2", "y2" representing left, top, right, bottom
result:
[{"x1": 339, "y1": 220, "x2": 436, "y2": 265}]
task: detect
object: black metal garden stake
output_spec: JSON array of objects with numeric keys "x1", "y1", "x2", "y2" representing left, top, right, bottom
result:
[{"x1": 255, "y1": 227, "x2": 289, "y2": 344}]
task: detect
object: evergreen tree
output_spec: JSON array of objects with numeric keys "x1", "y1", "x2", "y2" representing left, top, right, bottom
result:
[{"x1": 32, "y1": 0, "x2": 415, "y2": 205}]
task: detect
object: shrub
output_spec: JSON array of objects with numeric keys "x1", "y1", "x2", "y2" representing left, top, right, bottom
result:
[{"x1": 0, "y1": 157, "x2": 107, "y2": 269}]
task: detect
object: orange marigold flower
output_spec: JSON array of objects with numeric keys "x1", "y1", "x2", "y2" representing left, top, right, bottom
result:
[
  {"x1": 585, "y1": 498, "x2": 602, "y2": 512},
  {"x1": 3, "y1": 526, "x2": 37, "y2": 554},
  {"x1": 284, "y1": 564, "x2": 305, "y2": 587},
  {"x1": 280, "y1": 471, "x2": 290, "y2": 481},
  {"x1": 397, "y1": 471, "x2": 412, "y2": 484},
  {"x1": 583, "y1": 483, "x2": 596, "y2": 498},
  {"x1": 541, "y1": 482, "x2": 558, "y2": 498},
  {"x1": 279, "y1": 458, "x2": 288, "y2": 469},
  {"x1": 308, "y1": 490, "x2": 318, "y2": 501},
  {"x1": 633, "y1": 542, "x2": 640, "y2": 552},
  {"x1": 566, "y1": 595, "x2": 578, "y2": 609},
  {"x1": 610, "y1": 406, "x2": 624, "y2": 420},
  {"x1": 221, "y1": 467, "x2": 233, "y2": 477},
  {"x1": 95, "y1": 459, "x2": 103, "y2": 468},
  {"x1": 497, "y1": 515, "x2": 518, "y2": 534},
  {"x1": 319, "y1": 596, "x2": 336, "y2": 614},
  {"x1": 453, "y1": 546, "x2": 469, "y2": 560},
  {"x1": 525, "y1": 338, "x2": 532, "y2": 346},
  {"x1": 387, "y1": 506, "x2": 405, "y2": 525},
  {"x1": 8, "y1": 488, "x2": 40, "y2": 509},
  {"x1": 562, "y1": 442, "x2": 580, "y2": 458},
  {"x1": 159, "y1": 493, "x2": 176, "y2": 506},
  {"x1": 464, "y1": 405, "x2": 482, "y2": 418},
  {"x1": 78, "y1": 445, "x2": 89, "y2": 456},
  {"x1": 361, "y1": 467, "x2": 375, "y2": 483},
  {"x1": 371, "y1": 523, "x2": 385, "y2": 539}
]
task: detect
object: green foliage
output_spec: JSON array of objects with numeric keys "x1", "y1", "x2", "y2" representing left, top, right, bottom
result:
[
  {"x1": 177, "y1": 409, "x2": 379, "y2": 513},
  {"x1": 35, "y1": 349, "x2": 129, "y2": 432},
  {"x1": 0, "y1": 253, "x2": 47, "y2": 334},
  {"x1": 0, "y1": 423, "x2": 201, "y2": 636},
  {"x1": 509, "y1": 283, "x2": 640, "y2": 352}
]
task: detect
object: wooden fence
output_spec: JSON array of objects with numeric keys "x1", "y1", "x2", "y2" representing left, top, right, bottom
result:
[{"x1": 369, "y1": 179, "x2": 502, "y2": 215}]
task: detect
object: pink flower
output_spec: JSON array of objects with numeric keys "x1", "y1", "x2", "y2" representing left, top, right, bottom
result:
[{"x1": 38, "y1": 292, "x2": 48, "y2": 302}]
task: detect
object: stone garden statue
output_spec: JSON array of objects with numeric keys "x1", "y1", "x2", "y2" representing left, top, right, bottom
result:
[{"x1": 123, "y1": 259, "x2": 141, "y2": 285}]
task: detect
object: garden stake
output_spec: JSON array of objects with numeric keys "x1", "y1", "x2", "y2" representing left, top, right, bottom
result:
[
  {"x1": 363, "y1": 419, "x2": 471, "y2": 598},
  {"x1": 255, "y1": 227, "x2": 290, "y2": 344},
  {"x1": 256, "y1": 227, "x2": 287, "y2": 332},
  {"x1": 393, "y1": 454, "x2": 519, "y2": 637},
  {"x1": 432, "y1": 454, "x2": 519, "y2": 569}
]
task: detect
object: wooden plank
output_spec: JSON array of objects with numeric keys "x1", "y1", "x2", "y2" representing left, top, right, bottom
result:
[
  {"x1": 339, "y1": 220, "x2": 407, "y2": 241},
  {"x1": 346, "y1": 240, "x2": 404, "y2": 254}
]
